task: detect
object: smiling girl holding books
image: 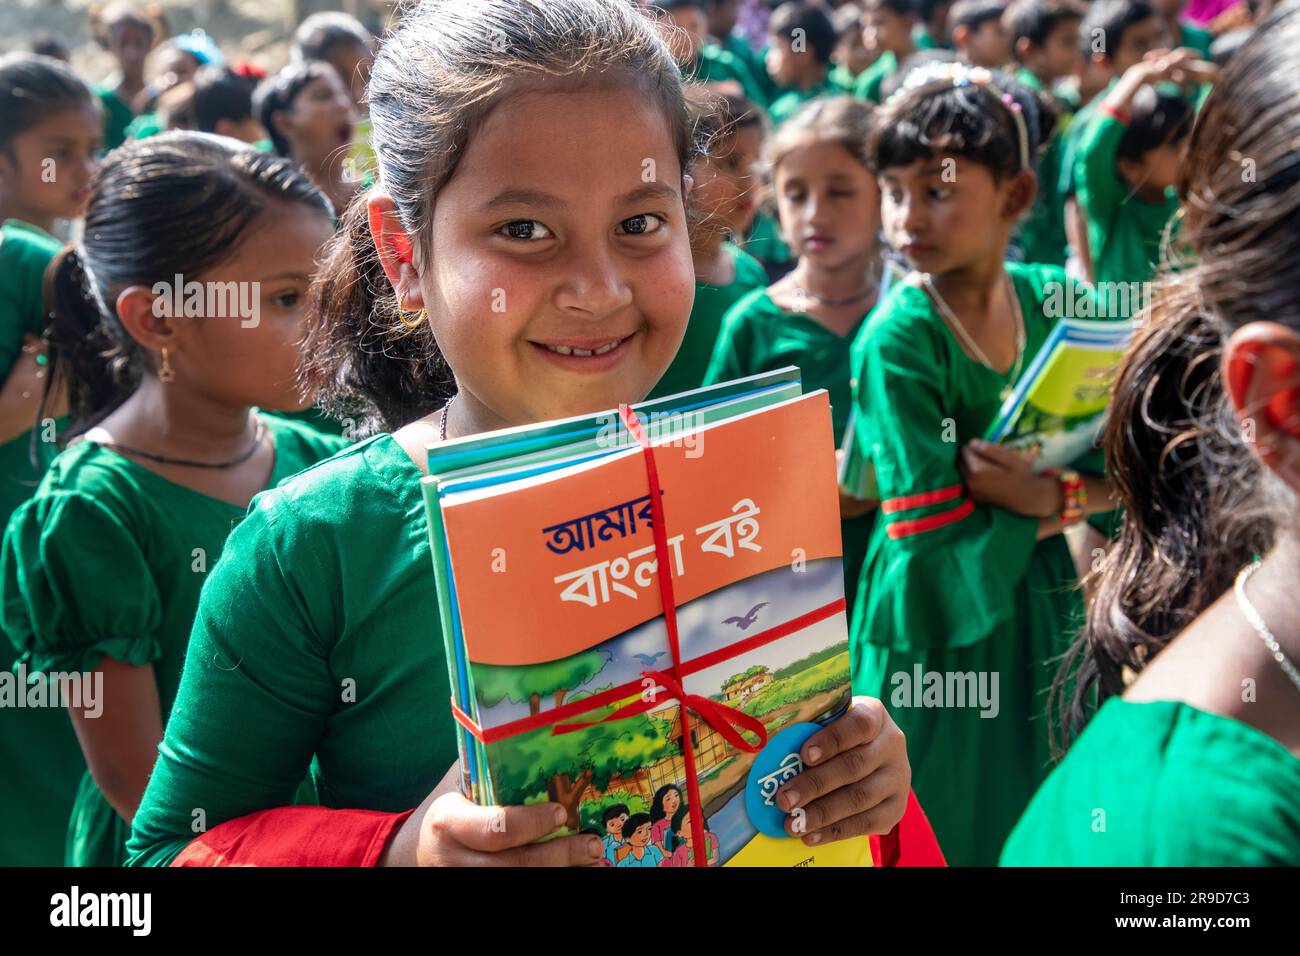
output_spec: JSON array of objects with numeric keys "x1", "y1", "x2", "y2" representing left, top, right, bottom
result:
[
  {"x1": 846, "y1": 62, "x2": 1118, "y2": 865},
  {"x1": 124, "y1": 0, "x2": 919, "y2": 869}
]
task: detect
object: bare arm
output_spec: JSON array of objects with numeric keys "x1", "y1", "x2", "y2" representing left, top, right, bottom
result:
[{"x1": 69, "y1": 657, "x2": 163, "y2": 824}]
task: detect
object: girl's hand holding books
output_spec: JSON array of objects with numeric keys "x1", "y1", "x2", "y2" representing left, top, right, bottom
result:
[
  {"x1": 960, "y1": 439, "x2": 1060, "y2": 518},
  {"x1": 774, "y1": 697, "x2": 910, "y2": 845},
  {"x1": 380, "y1": 765, "x2": 607, "y2": 867}
]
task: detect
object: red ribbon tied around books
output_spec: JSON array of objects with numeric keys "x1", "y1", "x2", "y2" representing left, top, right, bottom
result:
[{"x1": 553, "y1": 404, "x2": 769, "y2": 867}]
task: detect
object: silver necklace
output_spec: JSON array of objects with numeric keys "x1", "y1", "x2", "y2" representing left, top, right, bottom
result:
[
  {"x1": 921, "y1": 271, "x2": 1026, "y2": 401},
  {"x1": 1233, "y1": 560, "x2": 1300, "y2": 696},
  {"x1": 439, "y1": 393, "x2": 456, "y2": 442}
]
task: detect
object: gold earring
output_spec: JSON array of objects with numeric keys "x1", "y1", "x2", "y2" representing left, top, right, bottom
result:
[
  {"x1": 397, "y1": 297, "x2": 426, "y2": 330},
  {"x1": 159, "y1": 347, "x2": 175, "y2": 383}
]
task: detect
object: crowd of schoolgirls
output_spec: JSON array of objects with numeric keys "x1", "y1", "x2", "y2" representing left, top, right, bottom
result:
[{"x1": 0, "y1": 0, "x2": 1295, "y2": 871}]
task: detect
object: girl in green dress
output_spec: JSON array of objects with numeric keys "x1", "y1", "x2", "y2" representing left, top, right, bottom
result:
[
  {"x1": 1004, "y1": 10, "x2": 1300, "y2": 865},
  {"x1": 125, "y1": 0, "x2": 914, "y2": 868},
  {"x1": 850, "y1": 63, "x2": 1118, "y2": 865},
  {"x1": 0, "y1": 54, "x2": 102, "y2": 867},
  {"x1": 649, "y1": 91, "x2": 767, "y2": 400},
  {"x1": 88, "y1": 4, "x2": 156, "y2": 152},
  {"x1": 1, "y1": 132, "x2": 348, "y2": 866},
  {"x1": 705, "y1": 95, "x2": 888, "y2": 619}
]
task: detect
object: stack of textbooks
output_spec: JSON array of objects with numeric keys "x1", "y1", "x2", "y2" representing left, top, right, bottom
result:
[
  {"x1": 985, "y1": 317, "x2": 1135, "y2": 469},
  {"x1": 420, "y1": 369, "x2": 874, "y2": 867}
]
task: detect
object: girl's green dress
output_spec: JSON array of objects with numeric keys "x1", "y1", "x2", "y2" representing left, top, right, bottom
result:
[
  {"x1": 95, "y1": 86, "x2": 135, "y2": 153},
  {"x1": 849, "y1": 261, "x2": 1094, "y2": 866},
  {"x1": 1074, "y1": 114, "x2": 1180, "y2": 308},
  {"x1": 125, "y1": 435, "x2": 459, "y2": 867},
  {"x1": 1002, "y1": 698, "x2": 1300, "y2": 865},
  {"x1": 766, "y1": 71, "x2": 854, "y2": 127},
  {"x1": 0, "y1": 415, "x2": 346, "y2": 866},
  {"x1": 0, "y1": 219, "x2": 63, "y2": 525},
  {"x1": 649, "y1": 242, "x2": 766, "y2": 400},
  {"x1": 702, "y1": 284, "x2": 880, "y2": 619},
  {"x1": 0, "y1": 218, "x2": 84, "y2": 866},
  {"x1": 738, "y1": 211, "x2": 792, "y2": 277}
]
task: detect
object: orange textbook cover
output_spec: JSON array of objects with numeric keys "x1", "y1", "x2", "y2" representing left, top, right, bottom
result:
[{"x1": 435, "y1": 392, "x2": 874, "y2": 867}]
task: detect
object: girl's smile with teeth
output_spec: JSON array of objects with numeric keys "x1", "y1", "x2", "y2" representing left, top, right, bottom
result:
[
  {"x1": 531, "y1": 333, "x2": 634, "y2": 359},
  {"x1": 540, "y1": 339, "x2": 621, "y2": 356}
]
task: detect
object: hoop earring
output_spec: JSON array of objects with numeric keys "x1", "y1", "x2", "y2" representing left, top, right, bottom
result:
[
  {"x1": 159, "y1": 347, "x2": 175, "y2": 384},
  {"x1": 397, "y1": 298, "x2": 426, "y2": 330}
]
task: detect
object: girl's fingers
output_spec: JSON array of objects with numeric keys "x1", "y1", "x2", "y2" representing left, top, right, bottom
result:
[
  {"x1": 781, "y1": 745, "x2": 899, "y2": 835},
  {"x1": 430, "y1": 793, "x2": 568, "y2": 853},
  {"x1": 487, "y1": 832, "x2": 606, "y2": 868},
  {"x1": 796, "y1": 793, "x2": 910, "y2": 847},
  {"x1": 777, "y1": 699, "x2": 890, "y2": 812}
]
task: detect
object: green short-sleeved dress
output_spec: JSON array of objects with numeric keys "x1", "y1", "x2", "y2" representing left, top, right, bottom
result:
[
  {"x1": 0, "y1": 218, "x2": 83, "y2": 867},
  {"x1": 650, "y1": 242, "x2": 767, "y2": 400},
  {"x1": 852, "y1": 30, "x2": 935, "y2": 104},
  {"x1": 688, "y1": 46, "x2": 769, "y2": 108},
  {"x1": 1002, "y1": 698, "x2": 1300, "y2": 865},
  {"x1": 95, "y1": 86, "x2": 135, "y2": 153},
  {"x1": 766, "y1": 72, "x2": 854, "y2": 127},
  {"x1": 850, "y1": 262, "x2": 1092, "y2": 866},
  {"x1": 0, "y1": 220, "x2": 63, "y2": 526},
  {"x1": 125, "y1": 435, "x2": 459, "y2": 867},
  {"x1": 1013, "y1": 69, "x2": 1073, "y2": 268},
  {"x1": 0, "y1": 415, "x2": 346, "y2": 866},
  {"x1": 739, "y1": 211, "x2": 792, "y2": 277},
  {"x1": 1074, "y1": 114, "x2": 1180, "y2": 303},
  {"x1": 702, "y1": 285, "x2": 879, "y2": 618},
  {"x1": 721, "y1": 34, "x2": 773, "y2": 103}
]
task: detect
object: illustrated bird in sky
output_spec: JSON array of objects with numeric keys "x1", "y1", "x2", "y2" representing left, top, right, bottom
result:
[
  {"x1": 723, "y1": 602, "x2": 768, "y2": 630},
  {"x1": 632, "y1": 651, "x2": 667, "y2": 667}
]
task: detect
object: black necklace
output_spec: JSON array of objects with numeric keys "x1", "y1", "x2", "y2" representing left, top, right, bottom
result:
[{"x1": 95, "y1": 417, "x2": 267, "y2": 469}]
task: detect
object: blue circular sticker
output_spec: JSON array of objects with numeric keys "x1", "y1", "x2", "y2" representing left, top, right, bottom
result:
[{"x1": 744, "y1": 722, "x2": 820, "y2": 838}]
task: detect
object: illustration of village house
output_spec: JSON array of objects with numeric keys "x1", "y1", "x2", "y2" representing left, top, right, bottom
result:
[{"x1": 578, "y1": 666, "x2": 772, "y2": 806}]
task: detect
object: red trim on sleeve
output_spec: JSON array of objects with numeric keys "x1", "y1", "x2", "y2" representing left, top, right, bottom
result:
[
  {"x1": 170, "y1": 806, "x2": 416, "y2": 867},
  {"x1": 1099, "y1": 103, "x2": 1132, "y2": 125},
  {"x1": 885, "y1": 498, "x2": 974, "y2": 539},
  {"x1": 880, "y1": 483, "x2": 964, "y2": 514},
  {"x1": 871, "y1": 789, "x2": 947, "y2": 867}
]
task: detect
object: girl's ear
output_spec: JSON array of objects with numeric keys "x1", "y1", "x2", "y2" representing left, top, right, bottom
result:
[
  {"x1": 270, "y1": 107, "x2": 294, "y2": 145},
  {"x1": 367, "y1": 192, "x2": 424, "y2": 309},
  {"x1": 1223, "y1": 321, "x2": 1300, "y2": 491},
  {"x1": 1001, "y1": 168, "x2": 1037, "y2": 221},
  {"x1": 114, "y1": 284, "x2": 177, "y2": 353}
]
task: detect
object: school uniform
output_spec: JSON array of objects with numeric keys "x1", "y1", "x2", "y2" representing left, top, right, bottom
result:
[
  {"x1": 124, "y1": 435, "x2": 458, "y2": 866},
  {"x1": 1074, "y1": 113, "x2": 1181, "y2": 307},
  {"x1": 1002, "y1": 699, "x2": 1300, "y2": 864},
  {"x1": 650, "y1": 242, "x2": 767, "y2": 400},
  {"x1": 0, "y1": 218, "x2": 83, "y2": 866},
  {"x1": 703, "y1": 285, "x2": 880, "y2": 618},
  {"x1": 1, "y1": 415, "x2": 345, "y2": 865},
  {"x1": 849, "y1": 262, "x2": 1097, "y2": 866}
]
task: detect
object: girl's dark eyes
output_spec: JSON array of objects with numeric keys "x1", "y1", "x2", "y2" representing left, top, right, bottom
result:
[
  {"x1": 617, "y1": 213, "x2": 665, "y2": 236},
  {"x1": 501, "y1": 219, "x2": 552, "y2": 240},
  {"x1": 271, "y1": 290, "x2": 300, "y2": 308},
  {"x1": 498, "y1": 215, "x2": 664, "y2": 241}
]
